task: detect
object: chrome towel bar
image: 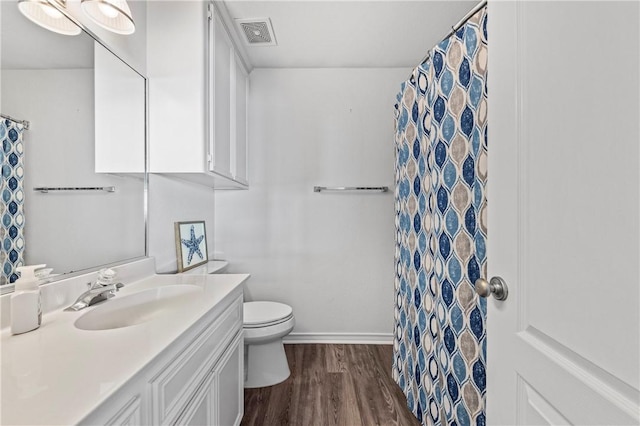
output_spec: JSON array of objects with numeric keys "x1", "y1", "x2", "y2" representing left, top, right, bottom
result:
[
  {"x1": 1, "y1": 113, "x2": 30, "y2": 130},
  {"x1": 313, "y1": 186, "x2": 389, "y2": 193},
  {"x1": 33, "y1": 186, "x2": 116, "y2": 193}
]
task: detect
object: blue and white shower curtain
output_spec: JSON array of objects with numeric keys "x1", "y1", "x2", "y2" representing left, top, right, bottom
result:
[
  {"x1": 1, "y1": 118, "x2": 26, "y2": 285},
  {"x1": 393, "y1": 6, "x2": 488, "y2": 426}
]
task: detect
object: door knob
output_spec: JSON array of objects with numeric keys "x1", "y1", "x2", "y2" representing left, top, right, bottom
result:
[{"x1": 474, "y1": 276, "x2": 509, "y2": 301}]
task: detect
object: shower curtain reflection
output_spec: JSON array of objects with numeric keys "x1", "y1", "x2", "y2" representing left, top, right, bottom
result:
[
  {"x1": 393, "y1": 6, "x2": 488, "y2": 425},
  {"x1": 1, "y1": 118, "x2": 26, "y2": 284}
]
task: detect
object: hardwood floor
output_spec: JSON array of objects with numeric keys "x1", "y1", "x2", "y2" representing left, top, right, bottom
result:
[{"x1": 241, "y1": 344, "x2": 420, "y2": 426}]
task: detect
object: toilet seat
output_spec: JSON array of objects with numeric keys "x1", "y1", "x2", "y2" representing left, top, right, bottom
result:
[
  {"x1": 243, "y1": 315, "x2": 295, "y2": 341},
  {"x1": 244, "y1": 301, "x2": 293, "y2": 328}
]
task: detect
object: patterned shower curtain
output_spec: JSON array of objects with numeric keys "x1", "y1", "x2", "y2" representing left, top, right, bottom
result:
[
  {"x1": 1, "y1": 118, "x2": 26, "y2": 285},
  {"x1": 393, "y1": 6, "x2": 488, "y2": 426}
]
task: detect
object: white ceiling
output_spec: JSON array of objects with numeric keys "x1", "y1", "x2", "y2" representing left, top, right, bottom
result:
[
  {"x1": 221, "y1": 0, "x2": 478, "y2": 70},
  {"x1": 2, "y1": 1, "x2": 478, "y2": 71}
]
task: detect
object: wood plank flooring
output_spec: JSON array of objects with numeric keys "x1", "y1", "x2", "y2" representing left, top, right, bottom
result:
[{"x1": 241, "y1": 344, "x2": 420, "y2": 426}]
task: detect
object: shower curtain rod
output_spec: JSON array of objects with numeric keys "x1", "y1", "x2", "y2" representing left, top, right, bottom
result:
[
  {"x1": 410, "y1": 0, "x2": 487, "y2": 78},
  {"x1": 1, "y1": 113, "x2": 30, "y2": 130}
]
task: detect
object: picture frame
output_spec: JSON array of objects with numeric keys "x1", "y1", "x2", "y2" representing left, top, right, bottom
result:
[{"x1": 174, "y1": 220, "x2": 208, "y2": 272}]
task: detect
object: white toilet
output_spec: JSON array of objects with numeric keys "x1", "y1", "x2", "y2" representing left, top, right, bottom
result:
[
  {"x1": 243, "y1": 301, "x2": 295, "y2": 388},
  {"x1": 178, "y1": 261, "x2": 295, "y2": 388}
]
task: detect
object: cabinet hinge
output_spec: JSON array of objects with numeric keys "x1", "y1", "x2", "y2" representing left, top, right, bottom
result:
[{"x1": 207, "y1": 4, "x2": 213, "y2": 19}]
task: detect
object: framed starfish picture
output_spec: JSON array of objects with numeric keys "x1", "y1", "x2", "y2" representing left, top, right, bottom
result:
[{"x1": 174, "y1": 221, "x2": 209, "y2": 272}]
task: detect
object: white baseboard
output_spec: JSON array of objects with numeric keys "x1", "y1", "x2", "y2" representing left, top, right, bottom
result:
[{"x1": 283, "y1": 332, "x2": 393, "y2": 345}]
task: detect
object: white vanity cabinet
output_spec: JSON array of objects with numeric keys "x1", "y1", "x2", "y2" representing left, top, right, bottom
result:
[
  {"x1": 147, "y1": 1, "x2": 249, "y2": 189},
  {"x1": 101, "y1": 397, "x2": 144, "y2": 426},
  {"x1": 176, "y1": 334, "x2": 243, "y2": 426},
  {"x1": 80, "y1": 294, "x2": 244, "y2": 426},
  {"x1": 0, "y1": 265, "x2": 250, "y2": 426}
]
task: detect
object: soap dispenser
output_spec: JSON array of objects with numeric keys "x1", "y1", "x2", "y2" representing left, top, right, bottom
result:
[{"x1": 11, "y1": 264, "x2": 46, "y2": 335}]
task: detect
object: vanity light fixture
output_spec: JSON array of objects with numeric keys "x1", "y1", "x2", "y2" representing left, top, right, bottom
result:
[
  {"x1": 81, "y1": 0, "x2": 135, "y2": 35},
  {"x1": 17, "y1": 0, "x2": 81, "y2": 36}
]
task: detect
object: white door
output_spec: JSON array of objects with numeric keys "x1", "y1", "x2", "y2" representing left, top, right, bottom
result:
[{"x1": 487, "y1": 2, "x2": 640, "y2": 424}]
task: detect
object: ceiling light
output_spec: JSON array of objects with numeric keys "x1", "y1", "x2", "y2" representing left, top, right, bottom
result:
[
  {"x1": 81, "y1": 0, "x2": 135, "y2": 35},
  {"x1": 18, "y1": 0, "x2": 81, "y2": 36},
  {"x1": 41, "y1": 3, "x2": 63, "y2": 18}
]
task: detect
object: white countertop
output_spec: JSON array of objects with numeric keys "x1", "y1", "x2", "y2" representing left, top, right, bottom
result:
[
  {"x1": 180, "y1": 260, "x2": 229, "y2": 275},
  {"x1": 1, "y1": 272, "x2": 249, "y2": 425}
]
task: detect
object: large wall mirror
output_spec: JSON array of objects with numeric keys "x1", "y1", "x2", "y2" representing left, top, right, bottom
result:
[{"x1": 0, "y1": 1, "x2": 147, "y2": 291}]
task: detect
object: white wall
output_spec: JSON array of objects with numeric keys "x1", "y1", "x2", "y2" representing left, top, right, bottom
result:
[
  {"x1": 2, "y1": 1, "x2": 214, "y2": 280},
  {"x1": 148, "y1": 175, "x2": 216, "y2": 273},
  {"x1": 2, "y1": 69, "x2": 144, "y2": 273},
  {"x1": 144, "y1": 2, "x2": 216, "y2": 273},
  {"x1": 215, "y1": 68, "x2": 407, "y2": 341},
  {"x1": 48, "y1": 0, "x2": 217, "y2": 274},
  {"x1": 60, "y1": 0, "x2": 217, "y2": 275},
  {"x1": 2, "y1": 1, "x2": 215, "y2": 277}
]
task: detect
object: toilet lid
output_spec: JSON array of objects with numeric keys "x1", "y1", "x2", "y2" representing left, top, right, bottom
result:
[{"x1": 244, "y1": 301, "x2": 293, "y2": 327}]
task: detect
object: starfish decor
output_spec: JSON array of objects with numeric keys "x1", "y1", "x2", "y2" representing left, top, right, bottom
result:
[{"x1": 181, "y1": 225, "x2": 205, "y2": 265}]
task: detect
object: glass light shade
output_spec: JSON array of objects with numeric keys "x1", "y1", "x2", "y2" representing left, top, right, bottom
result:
[
  {"x1": 17, "y1": 0, "x2": 81, "y2": 36},
  {"x1": 81, "y1": 0, "x2": 135, "y2": 35}
]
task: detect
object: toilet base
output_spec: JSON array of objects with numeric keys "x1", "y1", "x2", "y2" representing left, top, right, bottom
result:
[{"x1": 244, "y1": 339, "x2": 290, "y2": 388}]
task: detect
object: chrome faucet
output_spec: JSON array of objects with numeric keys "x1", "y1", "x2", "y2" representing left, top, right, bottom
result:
[{"x1": 65, "y1": 269, "x2": 124, "y2": 311}]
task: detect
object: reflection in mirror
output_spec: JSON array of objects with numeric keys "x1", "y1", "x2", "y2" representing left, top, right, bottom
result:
[
  {"x1": 1, "y1": 1, "x2": 146, "y2": 288},
  {"x1": 94, "y1": 43, "x2": 145, "y2": 174}
]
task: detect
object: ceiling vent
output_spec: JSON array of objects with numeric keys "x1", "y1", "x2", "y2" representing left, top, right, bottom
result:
[{"x1": 235, "y1": 18, "x2": 277, "y2": 46}]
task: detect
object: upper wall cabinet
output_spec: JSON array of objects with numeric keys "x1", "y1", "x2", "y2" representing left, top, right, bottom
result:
[
  {"x1": 147, "y1": 1, "x2": 249, "y2": 189},
  {"x1": 232, "y1": 54, "x2": 249, "y2": 184}
]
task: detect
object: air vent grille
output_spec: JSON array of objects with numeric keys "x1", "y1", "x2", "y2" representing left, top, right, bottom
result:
[
  {"x1": 241, "y1": 22, "x2": 271, "y2": 43},
  {"x1": 235, "y1": 18, "x2": 277, "y2": 46}
]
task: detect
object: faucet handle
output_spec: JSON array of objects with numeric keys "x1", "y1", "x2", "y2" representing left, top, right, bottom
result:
[
  {"x1": 97, "y1": 268, "x2": 116, "y2": 286},
  {"x1": 104, "y1": 282, "x2": 124, "y2": 300}
]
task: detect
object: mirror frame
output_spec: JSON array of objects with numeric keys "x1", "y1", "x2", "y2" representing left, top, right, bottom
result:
[{"x1": 0, "y1": 0, "x2": 148, "y2": 294}]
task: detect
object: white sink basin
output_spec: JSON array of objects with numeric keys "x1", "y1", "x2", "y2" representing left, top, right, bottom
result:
[{"x1": 74, "y1": 285, "x2": 203, "y2": 331}]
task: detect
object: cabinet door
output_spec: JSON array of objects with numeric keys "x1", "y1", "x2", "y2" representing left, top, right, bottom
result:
[
  {"x1": 232, "y1": 54, "x2": 249, "y2": 185},
  {"x1": 80, "y1": 394, "x2": 144, "y2": 426},
  {"x1": 216, "y1": 333, "x2": 243, "y2": 426},
  {"x1": 175, "y1": 371, "x2": 215, "y2": 426},
  {"x1": 150, "y1": 298, "x2": 242, "y2": 425},
  {"x1": 148, "y1": 1, "x2": 208, "y2": 174},
  {"x1": 174, "y1": 333, "x2": 243, "y2": 426},
  {"x1": 210, "y1": 11, "x2": 233, "y2": 178},
  {"x1": 104, "y1": 397, "x2": 143, "y2": 426}
]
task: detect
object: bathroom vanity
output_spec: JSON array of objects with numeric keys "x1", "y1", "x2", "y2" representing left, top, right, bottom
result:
[
  {"x1": 1, "y1": 0, "x2": 247, "y2": 423},
  {"x1": 0, "y1": 259, "x2": 248, "y2": 425}
]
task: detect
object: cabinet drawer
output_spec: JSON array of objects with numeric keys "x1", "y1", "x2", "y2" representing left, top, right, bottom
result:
[{"x1": 150, "y1": 296, "x2": 242, "y2": 425}]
